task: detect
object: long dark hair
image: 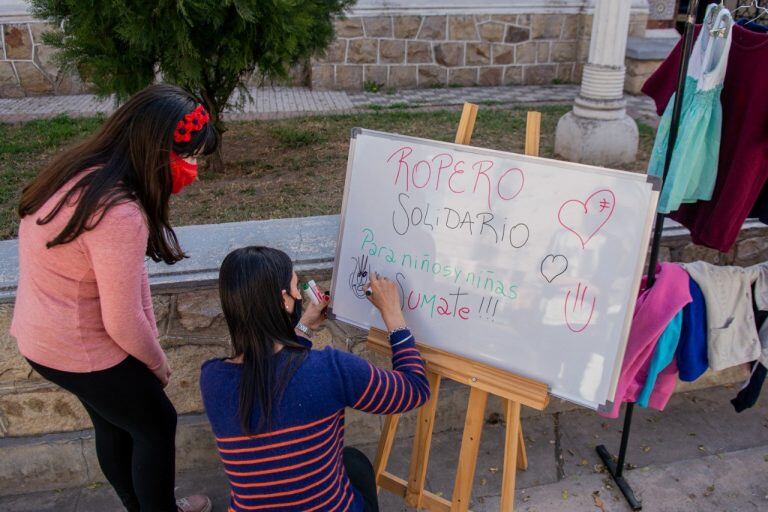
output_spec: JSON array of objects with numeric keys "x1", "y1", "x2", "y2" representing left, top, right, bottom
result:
[
  {"x1": 219, "y1": 246, "x2": 309, "y2": 434},
  {"x1": 18, "y1": 84, "x2": 219, "y2": 264}
]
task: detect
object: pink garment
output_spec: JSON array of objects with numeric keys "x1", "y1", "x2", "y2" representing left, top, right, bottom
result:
[
  {"x1": 11, "y1": 176, "x2": 165, "y2": 373},
  {"x1": 602, "y1": 263, "x2": 692, "y2": 418}
]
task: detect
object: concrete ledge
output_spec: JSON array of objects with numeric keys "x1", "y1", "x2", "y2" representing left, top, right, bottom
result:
[
  {"x1": 624, "y1": 35, "x2": 679, "y2": 95},
  {"x1": 0, "y1": 414, "x2": 219, "y2": 496},
  {"x1": 4, "y1": 214, "x2": 764, "y2": 303},
  {"x1": 0, "y1": 215, "x2": 340, "y2": 303},
  {"x1": 625, "y1": 36, "x2": 678, "y2": 60}
]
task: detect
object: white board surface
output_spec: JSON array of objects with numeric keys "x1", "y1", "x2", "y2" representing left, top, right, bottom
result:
[{"x1": 330, "y1": 129, "x2": 659, "y2": 409}]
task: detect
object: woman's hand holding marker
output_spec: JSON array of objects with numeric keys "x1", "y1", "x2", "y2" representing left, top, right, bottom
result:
[
  {"x1": 300, "y1": 280, "x2": 331, "y2": 331},
  {"x1": 365, "y1": 272, "x2": 407, "y2": 332}
]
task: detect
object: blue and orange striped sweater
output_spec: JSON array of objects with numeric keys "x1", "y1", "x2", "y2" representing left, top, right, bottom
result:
[{"x1": 200, "y1": 329, "x2": 430, "y2": 511}]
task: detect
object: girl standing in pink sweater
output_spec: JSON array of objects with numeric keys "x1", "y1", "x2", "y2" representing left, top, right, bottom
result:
[{"x1": 12, "y1": 85, "x2": 216, "y2": 512}]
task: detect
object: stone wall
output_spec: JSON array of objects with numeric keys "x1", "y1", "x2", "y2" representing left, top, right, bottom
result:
[
  {"x1": 0, "y1": 278, "x2": 341, "y2": 438},
  {"x1": 625, "y1": 57, "x2": 660, "y2": 95},
  {"x1": 1, "y1": 7, "x2": 650, "y2": 97},
  {"x1": 0, "y1": 20, "x2": 87, "y2": 97},
  {"x1": 311, "y1": 12, "x2": 649, "y2": 90}
]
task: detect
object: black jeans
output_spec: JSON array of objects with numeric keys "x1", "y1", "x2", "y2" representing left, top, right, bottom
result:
[
  {"x1": 28, "y1": 356, "x2": 177, "y2": 512},
  {"x1": 343, "y1": 447, "x2": 380, "y2": 512}
]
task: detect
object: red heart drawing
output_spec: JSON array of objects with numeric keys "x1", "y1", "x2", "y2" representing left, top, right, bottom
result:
[{"x1": 557, "y1": 189, "x2": 616, "y2": 248}]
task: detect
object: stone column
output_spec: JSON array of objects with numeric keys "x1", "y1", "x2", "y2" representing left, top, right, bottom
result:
[{"x1": 555, "y1": 0, "x2": 639, "y2": 166}]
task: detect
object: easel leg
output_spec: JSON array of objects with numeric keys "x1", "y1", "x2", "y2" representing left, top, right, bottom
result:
[
  {"x1": 451, "y1": 387, "x2": 489, "y2": 512},
  {"x1": 500, "y1": 400, "x2": 522, "y2": 512},
  {"x1": 374, "y1": 413, "x2": 401, "y2": 492},
  {"x1": 454, "y1": 103, "x2": 479, "y2": 144},
  {"x1": 524, "y1": 111, "x2": 542, "y2": 157},
  {"x1": 517, "y1": 427, "x2": 527, "y2": 470},
  {"x1": 405, "y1": 371, "x2": 442, "y2": 508}
]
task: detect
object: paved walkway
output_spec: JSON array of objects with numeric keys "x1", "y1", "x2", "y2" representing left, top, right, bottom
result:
[
  {"x1": 1, "y1": 385, "x2": 766, "y2": 511},
  {"x1": 0, "y1": 85, "x2": 659, "y2": 125}
]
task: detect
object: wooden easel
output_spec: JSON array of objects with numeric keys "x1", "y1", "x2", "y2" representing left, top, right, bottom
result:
[{"x1": 369, "y1": 104, "x2": 550, "y2": 512}]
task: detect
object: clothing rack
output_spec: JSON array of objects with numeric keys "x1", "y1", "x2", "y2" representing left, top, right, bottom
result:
[{"x1": 595, "y1": 0, "x2": 702, "y2": 509}]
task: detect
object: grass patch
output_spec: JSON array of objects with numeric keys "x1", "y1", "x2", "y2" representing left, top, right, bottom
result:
[
  {"x1": 385, "y1": 102, "x2": 413, "y2": 110},
  {"x1": 0, "y1": 106, "x2": 655, "y2": 240},
  {"x1": 363, "y1": 80, "x2": 385, "y2": 93},
  {"x1": 267, "y1": 125, "x2": 328, "y2": 148},
  {"x1": 0, "y1": 115, "x2": 106, "y2": 239},
  {"x1": 0, "y1": 115, "x2": 104, "y2": 154}
]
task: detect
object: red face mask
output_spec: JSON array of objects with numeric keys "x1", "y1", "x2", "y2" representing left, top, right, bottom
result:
[{"x1": 169, "y1": 151, "x2": 198, "y2": 194}]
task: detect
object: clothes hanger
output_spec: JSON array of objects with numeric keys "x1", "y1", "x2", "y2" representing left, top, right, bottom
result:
[
  {"x1": 744, "y1": 2, "x2": 768, "y2": 24},
  {"x1": 732, "y1": 0, "x2": 759, "y2": 19},
  {"x1": 705, "y1": 1, "x2": 725, "y2": 28},
  {"x1": 709, "y1": 3, "x2": 733, "y2": 37}
]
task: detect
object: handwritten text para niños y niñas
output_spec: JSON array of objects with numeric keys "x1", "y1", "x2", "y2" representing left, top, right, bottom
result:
[{"x1": 360, "y1": 227, "x2": 518, "y2": 300}]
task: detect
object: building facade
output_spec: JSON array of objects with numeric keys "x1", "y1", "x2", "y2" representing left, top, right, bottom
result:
[{"x1": 0, "y1": 0, "x2": 653, "y2": 97}]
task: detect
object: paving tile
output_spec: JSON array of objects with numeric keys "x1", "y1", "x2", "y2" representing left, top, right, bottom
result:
[
  {"x1": 72, "y1": 484, "x2": 122, "y2": 512},
  {"x1": 1, "y1": 85, "x2": 586, "y2": 123},
  {"x1": 0, "y1": 487, "x2": 79, "y2": 512},
  {"x1": 2, "y1": 383, "x2": 767, "y2": 511},
  {"x1": 510, "y1": 446, "x2": 768, "y2": 512},
  {"x1": 559, "y1": 385, "x2": 768, "y2": 481},
  {"x1": 353, "y1": 410, "x2": 557, "y2": 509}
]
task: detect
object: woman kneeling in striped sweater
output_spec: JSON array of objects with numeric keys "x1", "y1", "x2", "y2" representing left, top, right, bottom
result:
[{"x1": 200, "y1": 246, "x2": 430, "y2": 512}]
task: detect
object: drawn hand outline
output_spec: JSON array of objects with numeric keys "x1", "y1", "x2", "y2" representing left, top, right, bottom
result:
[
  {"x1": 348, "y1": 254, "x2": 370, "y2": 300},
  {"x1": 564, "y1": 282, "x2": 596, "y2": 333}
]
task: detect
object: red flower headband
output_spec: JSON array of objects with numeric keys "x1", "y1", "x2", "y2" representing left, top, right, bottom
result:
[{"x1": 174, "y1": 105, "x2": 210, "y2": 143}]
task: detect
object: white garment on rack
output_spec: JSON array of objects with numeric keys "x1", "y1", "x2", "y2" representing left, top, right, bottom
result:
[
  {"x1": 751, "y1": 263, "x2": 768, "y2": 367},
  {"x1": 645, "y1": 6, "x2": 733, "y2": 214},
  {"x1": 685, "y1": 2, "x2": 717, "y2": 78},
  {"x1": 682, "y1": 261, "x2": 765, "y2": 371}
]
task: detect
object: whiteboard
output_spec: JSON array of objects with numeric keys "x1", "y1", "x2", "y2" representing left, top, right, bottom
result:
[{"x1": 330, "y1": 129, "x2": 659, "y2": 409}]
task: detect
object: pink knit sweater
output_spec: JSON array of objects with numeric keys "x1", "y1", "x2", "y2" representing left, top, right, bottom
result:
[
  {"x1": 11, "y1": 178, "x2": 166, "y2": 373},
  {"x1": 601, "y1": 263, "x2": 692, "y2": 418}
]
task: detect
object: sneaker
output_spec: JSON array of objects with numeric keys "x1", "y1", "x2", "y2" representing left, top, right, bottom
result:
[{"x1": 176, "y1": 495, "x2": 212, "y2": 512}]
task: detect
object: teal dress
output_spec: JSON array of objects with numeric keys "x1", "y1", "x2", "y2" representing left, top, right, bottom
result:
[{"x1": 647, "y1": 9, "x2": 733, "y2": 214}]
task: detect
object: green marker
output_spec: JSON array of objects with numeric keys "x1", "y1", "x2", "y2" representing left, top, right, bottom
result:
[{"x1": 301, "y1": 282, "x2": 321, "y2": 305}]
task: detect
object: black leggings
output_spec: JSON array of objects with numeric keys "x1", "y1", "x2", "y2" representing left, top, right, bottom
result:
[
  {"x1": 28, "y1": 356, "x2": 177, "y2": 512},
  {"x1": 343, "y1": 447, "x2": 379, "y2": 512}
]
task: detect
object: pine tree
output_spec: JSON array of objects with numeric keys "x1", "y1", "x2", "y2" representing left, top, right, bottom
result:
[{"x1": 30, "y1": 0, "x2": 353, "y2": 169}]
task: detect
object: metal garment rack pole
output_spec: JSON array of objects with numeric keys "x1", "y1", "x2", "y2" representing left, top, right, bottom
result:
[{"x1": 595, "y1": 1, "x2": 702, "y2": 510}]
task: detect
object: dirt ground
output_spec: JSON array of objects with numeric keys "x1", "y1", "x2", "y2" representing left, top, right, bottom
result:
[{"x1": 0, "y1": 106, "x2": 654, "y2": 239}]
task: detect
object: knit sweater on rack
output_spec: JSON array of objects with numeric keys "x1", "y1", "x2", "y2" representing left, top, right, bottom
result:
[{"x1": 200, "y1": 328, "x2": 430, "y2": 512}]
